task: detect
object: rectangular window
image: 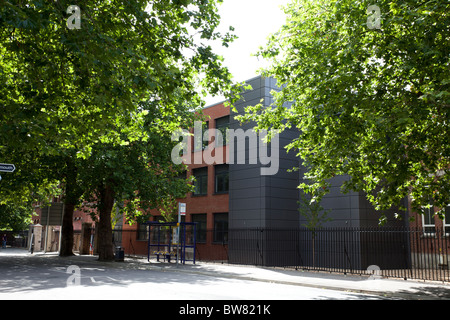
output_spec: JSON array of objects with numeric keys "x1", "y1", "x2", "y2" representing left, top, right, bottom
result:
[
  {"x1": 215, "y1": 116, "x2": 229, "y2": 146},
  {"x1": 214, "y1": 212, "x2": 228, "y2": 243},
  {"x1": 148, "y1": 217, "x2": 161, "y2": 243},
  {"x1": 422, "y1": 203, "x2": 436, "y2": 234},
  {"x1": 137, "y1": 224, "x2": 149, "y2": 241},
  {"x1": 192, "y1": 214, "x2": 207, "y2": 243},
  {"x1": 214, "y1": 164, "x2": 229, "y2": 194},
  {"x1": 194, "y1": 121, "x2": 209, "y2": 152},
  {"x1": 192, "y1": 167, "x2": 208, "y2": 196}
]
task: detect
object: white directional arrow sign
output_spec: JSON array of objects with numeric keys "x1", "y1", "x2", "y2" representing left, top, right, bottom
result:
[{"x1": 0, "y1": 164, "x2": 15, "y2": 173}]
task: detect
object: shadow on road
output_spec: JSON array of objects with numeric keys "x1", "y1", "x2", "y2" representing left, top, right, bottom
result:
[
  {"x1": 0, "y1": 249, "x2": 225, "y2": 294},
  {"x1": 2, "y1": 248, "x2": 448, "y2": 300}
]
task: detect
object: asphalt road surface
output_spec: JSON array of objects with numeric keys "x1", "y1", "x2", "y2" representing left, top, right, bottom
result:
[{"x1": 0, "y1": 249, "x2": 385, "y2": 301}]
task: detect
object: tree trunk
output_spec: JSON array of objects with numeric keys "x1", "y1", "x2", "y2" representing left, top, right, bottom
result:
[
  {"x1": 59, "y1": 158, "x2": 78, "y2": 257},
  {"x1": 60, "y1": 202, "x2": 75, "y2": 256},
  {"x1": 97, "y1": 184, "x2": 115, "y2": 261}
]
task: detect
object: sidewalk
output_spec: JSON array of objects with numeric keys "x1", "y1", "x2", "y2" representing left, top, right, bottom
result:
[
  {"x1": 99, "y1": 252, "x2": 450, "y2": 300},
  {"x1": 139, "y1": 259, "x2": 450, "y2": 300},
  {"x1": 2, "y1": 248, "x2": 450, "y2": 299}
]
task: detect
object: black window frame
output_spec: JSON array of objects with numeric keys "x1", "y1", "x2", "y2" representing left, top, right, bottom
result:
[
  {"x1": 422, "y1": 199, "x2": 436, "y2": 235},
  {"x1": 194, "y1": 121, "x2": 209, "y2": 152},
  {"x1": 214, "y1": 164, "x2": 229, "y2": 194},
  {"x1": 137, "y1": 223, "x2": 149, "y2": 241},
  {"x1": 215, "y1": 115, "x2": 229, "y2": 147},
  {"x1": 191, "y1": 213, "x2": 207, "y2": 243},
  {"x1": 192, "y1": 167, "x2": 208, "y2": 196},
  {"x1": 213, "y1": 212, "x2": 228, "y2": 244}
]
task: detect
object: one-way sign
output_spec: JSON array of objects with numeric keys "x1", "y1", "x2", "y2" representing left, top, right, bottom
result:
[{"x1": 0, "y1": 163, "x2": 15, "y2": 172}]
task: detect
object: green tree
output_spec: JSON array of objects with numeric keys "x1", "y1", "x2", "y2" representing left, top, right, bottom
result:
[
  {"x1": 78, "y1": 106, "x2": 194, "y2": 260},
  {"x1": 240, "y1": 0, "x2": 449, "y2": 217},
  {"x1": 299, "y1": 190, "x2": 331, "y2": 231},
  {"x1": 298, "y1": 189, "x2": 331, "y2": 267},
  {"x1": 0, "y1": 146, "x2": 60, "y2": 231},
  {"x1": 0, "y1": 1, "x2": 240, "y2": 257},
  {"x1": 0, "y1": 203, "x2": 33, "y2": 231}
]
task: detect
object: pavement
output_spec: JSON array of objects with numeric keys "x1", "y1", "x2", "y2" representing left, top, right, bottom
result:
[
  {"x1": 1, "y1": 248, "x2": 450, "y2": 300},
  {"x1": 139, "y1": 259, "x2": 450, "y2": 300}
]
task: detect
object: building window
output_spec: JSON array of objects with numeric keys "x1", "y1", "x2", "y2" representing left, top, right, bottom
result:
[
  {"x1": 194, "y1": 121, "x2": 209, "y2": 152},
  {"x1": 192, "y1": 167, "x2": 208, "y2": 196},
  {"x1": 422, "y1": 202, "x2": 436, "y2": 235},
  {"x1": 214, "y1": 164, "x2": 229, "y2": 194},
  {"x1": 214, "y1": 212, "x2": 228, "y2": 243},
  {"x1": 215, "y1": 116, "x2": 229, "y2": 146},
  {"x1": 137, "y1": 224, "x2": 149, "y2": 241},
  {"x1": 192, "y1": 214, "x2": 207, "y2": 243}
]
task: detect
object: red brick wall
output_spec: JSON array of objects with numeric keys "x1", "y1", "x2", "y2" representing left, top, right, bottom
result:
[{"x1": 123, "y1": 102, "x2": 231, "y2": 260}]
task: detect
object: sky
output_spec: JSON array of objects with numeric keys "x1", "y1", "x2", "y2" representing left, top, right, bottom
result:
[{"x1": 204, "y1": 0, "x2": 290, "y2": 106}]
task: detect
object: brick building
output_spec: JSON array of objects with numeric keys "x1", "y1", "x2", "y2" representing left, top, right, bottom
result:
[
  {"x1": 121, "y1": 101, "x2": 231, "y2": 259},
  {"x1": 408, "y1": 199, "x2": 450, "y2": 270},
  {"x1": 31, "y1": 198, "x2": 95, "y2": 253},
  {"x1": 122, "y1": 75, "x2": 413, "y2": 265},
  {"x1": 30, "y1": 76, "x2": 448, "y2": 272}
]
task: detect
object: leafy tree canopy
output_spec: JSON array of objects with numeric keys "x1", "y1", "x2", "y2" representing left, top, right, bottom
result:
[
  {"x1": 0, "y1": 0, "x2": 240, "y2": 233},
  {"x1": 0, "y1": 0, "x2": 238, "y2": 155},
  {"x1": 240, "y1": 0, "x2": 450, "y2": 216}
]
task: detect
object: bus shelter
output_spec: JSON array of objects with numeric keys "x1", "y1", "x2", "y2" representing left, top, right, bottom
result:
[{"x1": 144, "y1": 221, "x2": 197, "y2": 264}]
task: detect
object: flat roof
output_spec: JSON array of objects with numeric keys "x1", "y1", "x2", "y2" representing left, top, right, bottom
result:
[
  {"x1": 203, "y1": 98, "x2": 229, "y2": 110},
  {"x1": 202, "y1": 75, "x2": 265, "y2": 110}
]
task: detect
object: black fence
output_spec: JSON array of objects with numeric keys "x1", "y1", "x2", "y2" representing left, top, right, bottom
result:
[
  {"x1": 5, "y1": 227, "x2": 447, "y2": 282},
  {"x1": 110, "y1": 226, "x2": 449, "y2": 282},
  {"x1": 225, "y1": 227, "x2": 450, "y2": 282}
]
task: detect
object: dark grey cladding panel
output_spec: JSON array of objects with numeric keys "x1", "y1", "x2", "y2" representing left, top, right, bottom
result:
[
  {"x1": 320, "y1": 195, "x2": 356, "y2": 210},
  {"x1": 229, "y1": 76, "x2": 408, "y2": 235},
  {"x1": 229, "y1": 77, "x2": 300, "y2": 229},
  {"x1": 229, "y1": 166, "x2": 263, "y2": 181},
  {"x1": 233, "y1": 197, "x2": 265, "y2": 210},
  {"x1": 229, "y1": 217, "x2": 266, "y2": 229},
  {"x1": 266, "y1": 186, "x2": 299, "y2": 200},
  {"x1": 267, "y1": 197, "x2": 298, "y2": 212},
  {"x1": 265, "y1": 167, "x2": 298, "y2": 180},
  {"x1": 230, "y1": 187, "x2": 262, "y2": 199},
  {"x1": 230, "y1": 163, "x2": 262, "y2": 173},
  {"x1": 229, "y1": 176, "x2": 263, "y2": 190},
  {"x1": 231, "y1": 77, "x2": 278, "y2": 124}
]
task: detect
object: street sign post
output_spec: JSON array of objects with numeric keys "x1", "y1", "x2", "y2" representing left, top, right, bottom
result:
[
  {"x1": 176, "y1": 203, "x2": 186, "y2": 267},
  {"x1": 0, "y1": 164, "x2": 15, "y2": 173},
  {"x1": 179, "y1": 203, "x2": 186, "y2": 216}
]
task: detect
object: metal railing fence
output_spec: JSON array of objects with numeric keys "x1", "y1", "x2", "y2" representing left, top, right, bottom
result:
[
  {"x1": 224, "y1": 227, "x2": 449, "y2": 282},
  {"x1": 109, "y1": 226, "x2": 450, "y2": 282}
]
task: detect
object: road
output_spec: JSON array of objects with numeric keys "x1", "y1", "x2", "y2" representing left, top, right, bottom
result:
[{"x1": 0, "y1": 249, "x2": 384, "y2": 301}]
